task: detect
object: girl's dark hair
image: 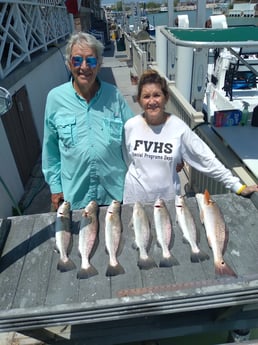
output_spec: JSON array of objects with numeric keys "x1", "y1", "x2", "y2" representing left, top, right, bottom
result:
[{"x1": 137, "y1": 70, "x2": 169, "y2": 100}]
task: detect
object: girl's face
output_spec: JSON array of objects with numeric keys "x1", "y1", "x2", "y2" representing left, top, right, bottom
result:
[{"x1": 138, "y1": 83, "x2": 168, "y2": 125}]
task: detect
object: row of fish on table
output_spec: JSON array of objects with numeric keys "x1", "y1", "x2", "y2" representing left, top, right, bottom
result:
[{"x1": 54, "y1": 189, "x2": 237, "y2": 280}]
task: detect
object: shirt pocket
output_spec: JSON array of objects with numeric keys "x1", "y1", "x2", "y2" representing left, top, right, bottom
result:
[
  {"x1": 56, "y1": 115, "x2": 78, "y2": 148},
  {"x1": 103, "y1": 117, "x2": 123, "y2": 144}
]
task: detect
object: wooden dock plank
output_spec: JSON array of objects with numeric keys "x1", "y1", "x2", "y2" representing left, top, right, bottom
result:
[
  {"x1": 12, "y1": 213, "x2": 56, "y2": 309},
  {"x1": 0, "y1": 215, "x2": 36, "y2": 309}
]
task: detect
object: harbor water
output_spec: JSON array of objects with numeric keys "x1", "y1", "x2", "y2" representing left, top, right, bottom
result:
[{"x1": 129, "y1": 8, "x2": 213, "y2": 27}]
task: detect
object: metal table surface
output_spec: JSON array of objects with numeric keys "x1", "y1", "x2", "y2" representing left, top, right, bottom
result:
[
  {"x1": 0, "y1": 194, "x2": 258, "y2": 344},
  {"x1": 213, "y1": 125, "x2": 258, "y2": 179}
]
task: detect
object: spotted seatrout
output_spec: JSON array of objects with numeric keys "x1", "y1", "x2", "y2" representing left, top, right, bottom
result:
[
  {"x1": 105, "y1": 200, "x2": 125, "y2": 276},
  {"x1": 153, "y1": 198, "x2": 178, "y2": 267},
  {"x1": 175, "y1": 195, "x2": 209, "y2": 263},
  {"x1": 55, "y1": 201, "x2": 76, "y2": 272},
  {"x1": 195, "y1": 190, "x2": 237, "y2": 277},
  {"x1": 132, "y1": 202, "x2": 157, "y2": 270},
  {"x1": 77, "y1": 200, "x2": 99, "y2": 279}
]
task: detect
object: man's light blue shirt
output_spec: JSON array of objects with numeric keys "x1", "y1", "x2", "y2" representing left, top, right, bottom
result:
[{"x1": 42, "y1": 79, "x2": 134, "y2": 209}]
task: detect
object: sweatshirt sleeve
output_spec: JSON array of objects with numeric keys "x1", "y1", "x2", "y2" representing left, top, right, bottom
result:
[{"x1": 181, "y1": 126, "x2": 242, "y2": 193}]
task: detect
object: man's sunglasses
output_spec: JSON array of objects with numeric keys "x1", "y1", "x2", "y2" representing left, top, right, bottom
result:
[{"x1": 71, "y1": 56, "x2": 98, "y2": 68}]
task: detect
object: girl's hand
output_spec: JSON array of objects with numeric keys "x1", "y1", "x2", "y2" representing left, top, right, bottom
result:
[
  {"x1": 176, "y1": 161, "x2": 185, "y2": 173},
  {"x1": 240, "y1": 185, "x2": 258, "y2": 196}
]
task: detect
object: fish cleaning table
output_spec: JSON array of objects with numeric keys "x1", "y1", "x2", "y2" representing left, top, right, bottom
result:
[
  {"x1": 0, "y1": 194, "x2": 258, "y2": 345},
  {"x1": 212, "y1": 125, "x2": 258, "y2": 180}
]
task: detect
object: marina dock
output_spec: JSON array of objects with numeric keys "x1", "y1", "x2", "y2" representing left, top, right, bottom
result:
[{"x1": 0, "y1": 41, "x2": 258, "y2": 341}]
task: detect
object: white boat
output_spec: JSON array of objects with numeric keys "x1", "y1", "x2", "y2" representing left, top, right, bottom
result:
[
  {"x1": 205, "y1": 46, "x2": 258, "y2": 125},
  {"x1": 160, "y1": 5, "x2": 168, "y2": 12},
  {"x1": 213, "y1": 0, "x2": 258, "y2": 26}
]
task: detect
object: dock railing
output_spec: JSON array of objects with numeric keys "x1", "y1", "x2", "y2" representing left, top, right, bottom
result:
[
  {"x1": 123, "y1": 32, "x2": 155, "y2": 77},
  {"x1": 0, "y1": 0, "x2": 73, "y2": 80}
]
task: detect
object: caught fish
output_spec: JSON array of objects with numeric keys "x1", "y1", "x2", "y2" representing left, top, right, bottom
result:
[
  {"x1": 132, "y1": 202, "x2": 157, "y2": 270},
  {"x1": 195, "y1": 190, "x2": 237, "y2": 277},
  {"x1": 175, "y1": 195, "x2": 209, "y2": 263},
  {"x1": 105, "y1": 200, "x2": 125, "y2": 276},
  {"x1": 153, "y1": 198, "x2": 178, "y2": 267},
  {"x1": 77, "y1": 200, "x2": 99, "y2": 279},
  {"x1": 55, "y1": 201, "x2": 76, "y2": 272}
]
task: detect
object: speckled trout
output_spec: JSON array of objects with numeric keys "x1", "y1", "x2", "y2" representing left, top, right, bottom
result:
[
  {"x1": 153, "y1": 198, "x2": 178, "y2": 267},
  {"x1": 105, "y1": 200, "x2": 125, "y2": 276},
  {"x1": 55, "y1": 201, "x2": 76, "y2": 272},
  {"x1": 132, "y1": 202, "x2": 157, "y2": 270},
  {"x1": 195, "y1": 190, "x2": 237, "y2": 277},
  {"x1": 175, "y1": 195, "x2": 209, "y2": 263},
  {"x1": 77, "y1": 200, "x2": 99, "y2": 279}
]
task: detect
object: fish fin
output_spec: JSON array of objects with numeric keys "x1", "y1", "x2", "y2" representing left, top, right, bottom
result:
[
  {"x1": 159, "y1": 254, "x2": 179, "y2": 268},
  {"x1": 54, "y1": 243, "x2": 59, "y2": 253},
  {"x1": 206, "y1": 234, "x2": 212, "y2": 249},
  {"x1": 138, "y1": 256, "x2": 157, "y2": 270},
  {"x1": 147, "y1": 233, "x2": 153, "y2": 252},
  {"x1": 90, "y1": 236, "x2": 99, "y2": 259},
  {"x1": 204, "y1": 189, "x2": 211, "y2": 205},
  {"x1": 190, "y1": 250, "x2": 209, "y2": 263},
  {"x1": 215, "y1": 260, "x2": 237, "y2": 278},
  {"x1": 222, "y1": 228, "x2": 229, "y2": 255},
  {"x1": 67, "y1": 236, "x2": 73, "y2": 255},
  {"x1": 182, "y1": 236, "x2": 189, "y2": 245},
  {"x1": 132, "y1": 241, "x2": 138, "y2": 250},
  {"x1": 105, "y1": 262, "x2": 125, "y2": 277},
  {"x1": 57, "y1": 258, "x2": 76, "y2": 272},
  {"x1": 77, "y1": 265, "x2": 98, "y2": 279},
  {"x1": 116, "y1": 235, "x2": 125, "y2": 257}
]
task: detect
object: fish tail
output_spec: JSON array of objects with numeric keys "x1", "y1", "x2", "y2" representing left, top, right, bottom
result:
[
  {"x1": 105, "y1": 262, "x2": 125, "y2": 277},
  {"x1": 215, "y1": 260, "x2": 237, "y2": 278},
  {"x1": 77, "y1": 265, "x2": 98, "y2": 279},
  {"x1": 57, "y1": 258, "x2": 76, "y2": 272},
  {"x1": 191, "y1": 249, "x2": 210, "y2": 263},
  {"x1": 137, "y1": 256, "x2": 157, "y2": 270},
  {"x1": 159, "y1": 254, "x2": 179, "y2": 268}
]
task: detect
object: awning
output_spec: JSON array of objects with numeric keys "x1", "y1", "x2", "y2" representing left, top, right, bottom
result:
[{"x1": 161, "y1": 27, "x2": 258, "y2": 48}]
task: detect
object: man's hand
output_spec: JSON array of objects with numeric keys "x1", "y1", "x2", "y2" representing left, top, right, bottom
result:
[{"x1": 51, "y1": 192, "x2": 64, "y2": 211}]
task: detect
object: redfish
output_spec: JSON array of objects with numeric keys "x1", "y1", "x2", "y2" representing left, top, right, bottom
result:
[
  {"x1": 132, "y1": 202, "x2": 157, "y2": 270},
  {"x1": 105, "y1": 200, "x2": 125, "y2": 276},
  {"x1": 175, "y1": 195, "x2": 209, "y2": 263},
  {"x1": 77, "y1": 201, "x2": 99, "y2": 279},
  {"x1": 55, "y1": 201, "x2": 76, "y2": 272},
  {"x1": 153, "y1": 198, "x2": 178, "y2": 267},
  {"x1": 195, "y1": 190, "x2": 237, "y2": 277}
]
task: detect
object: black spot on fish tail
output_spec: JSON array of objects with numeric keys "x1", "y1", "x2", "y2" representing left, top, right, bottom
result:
[
  {"x1": 137, "y1": 256, "x2": 157, "y2": 270},
  {"x1": 77, "y1": 265, "x2": 98, "y2": 279},
  {"x1": 159, "y1": 254, "x2": 179, "y2": 268},
  {"x1": 105, "y1": 262, "x2": 125, "y2": 277},
  {"x1": 215, "y1": 260, "x2": 237, "y2": 278},
  {"x1": 190, "y1": 249, "x2": 209, "y2": 263},
  {"x1": 57, "y1": 258, "x2": 76, "y2": 272}
]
